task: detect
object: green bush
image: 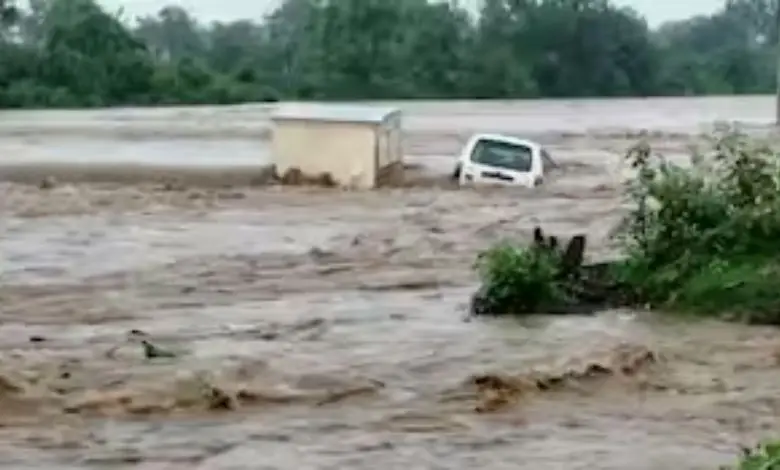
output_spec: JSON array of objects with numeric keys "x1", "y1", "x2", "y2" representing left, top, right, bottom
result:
[
  {"x1": 725, "y1": 441, "x2": 780, "y2": 469},
  {"x1": 474, "y1": 241, "x2": 568, "y2": 314},
  {"x1": 473, "y1": 128, "x2": 780, "y2": 321},
  {"x1": 611, "y1": 128, "x2": 780, "y2": 321}
]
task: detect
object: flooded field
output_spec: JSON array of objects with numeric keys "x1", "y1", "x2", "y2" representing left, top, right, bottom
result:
[{"x1": 2, "y1": 96, "x2": 780, "y2": 469}]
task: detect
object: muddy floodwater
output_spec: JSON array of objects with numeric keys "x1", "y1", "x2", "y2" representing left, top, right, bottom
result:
[{"x1": 2, "y1": 96, "x2": 780, "y2": 469}]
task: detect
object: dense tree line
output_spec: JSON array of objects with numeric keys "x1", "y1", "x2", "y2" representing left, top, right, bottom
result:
[{"x1": 0, "y1": 0, "x2": 777, "y2": 108}]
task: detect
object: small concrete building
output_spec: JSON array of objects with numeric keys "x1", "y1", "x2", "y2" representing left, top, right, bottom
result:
[{"x1": 270, "y1": 103, "x2": 403, "y2": 189}]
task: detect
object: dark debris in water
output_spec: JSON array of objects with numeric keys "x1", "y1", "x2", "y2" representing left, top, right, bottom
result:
[
  {"x1": 38, "y1": 176, "x2": 56, "y2": 190},
  {"x1": 55, "y1": 372, "x2": 387, "y2": 418},
  {"x1": 465, "y1": 343, "x2": 661, "y2": 413},
  {"x1": 203, "y1": 385, "x2": 236, "y2": 411},
  {"x1": 141, "y1": 340, "x2": 177, "y2": 359}
]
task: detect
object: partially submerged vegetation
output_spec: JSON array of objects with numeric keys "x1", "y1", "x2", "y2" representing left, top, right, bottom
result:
[
  {"x1": 727, "y1": 442, "x2": 780, "y2": 469},
  {"x1": 472, "y1": 129, "x2": 780, "y2": 324}
]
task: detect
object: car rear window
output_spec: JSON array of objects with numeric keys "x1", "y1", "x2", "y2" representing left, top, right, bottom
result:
[{"x1": 470, "y1": 139, "x2": 533, "y2": 172}]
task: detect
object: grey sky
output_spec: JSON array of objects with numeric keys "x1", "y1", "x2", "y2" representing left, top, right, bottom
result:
[{"x1": 100, "y1": 0, "x2": 725, "y2": 27}]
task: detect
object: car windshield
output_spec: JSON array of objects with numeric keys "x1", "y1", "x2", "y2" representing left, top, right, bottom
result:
[{"x1": 470, "y1": 139, "x2": 533, "y2": 172}]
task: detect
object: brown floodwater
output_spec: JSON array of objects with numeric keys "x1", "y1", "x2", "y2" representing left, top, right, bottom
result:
[{"x1": 1, "y1": 97, "x2": 780, "y2": 469}]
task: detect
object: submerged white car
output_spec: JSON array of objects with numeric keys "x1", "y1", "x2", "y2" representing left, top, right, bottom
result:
[{"x1": 452, "y1": 134, "x2": 557, "y2": 188}]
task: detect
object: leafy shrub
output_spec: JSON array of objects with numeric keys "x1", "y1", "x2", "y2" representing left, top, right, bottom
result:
[
  {"x1": 724, "y1": 441, "x2": 780, "y2": 469},
  {"x1": 473, "y1": 128, "x2": 780, "y2": 321},
  {"x1": 474, "y1": 241, "x2": 568, "y2": 314},
  {"x1": 612, "y1": 128, "x2": 780, "y2": 319}
]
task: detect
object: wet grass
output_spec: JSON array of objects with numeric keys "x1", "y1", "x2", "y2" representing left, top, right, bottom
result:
[{"x1": 667, "y1": 256, "x2": 780, "y2": 324}]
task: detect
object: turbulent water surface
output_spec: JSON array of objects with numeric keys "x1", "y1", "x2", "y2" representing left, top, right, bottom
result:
[{"x1": 2, "y1": 96, "x2": 780, "y2": 469}]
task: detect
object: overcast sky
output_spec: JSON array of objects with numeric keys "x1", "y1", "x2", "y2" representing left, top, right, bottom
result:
[{"x1": 99, "y1": 0, "x2": 724, "y2": 27}]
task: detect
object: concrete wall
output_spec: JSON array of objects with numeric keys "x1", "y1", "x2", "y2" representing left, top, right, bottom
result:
[
  {"x1": 272, "y1": 119, "x2": 378, "y2": 189},
  {"x1": 376, "y1": 115, "x2": 402, "y2": 169},
  {"x1": 387, "y1": 115, "x2": 403, "y2": 166},
  {"x1": 372, "y1": 116, "x2": 405, "y2": 186}
]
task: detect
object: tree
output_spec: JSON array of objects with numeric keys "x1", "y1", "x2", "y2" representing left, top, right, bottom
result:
[
  {"x1": 0, "y1": 0, "x2": 777, "y2": 108},
  {"x1": 0, "y1": 0, "x2": 17, "y2": 25}
]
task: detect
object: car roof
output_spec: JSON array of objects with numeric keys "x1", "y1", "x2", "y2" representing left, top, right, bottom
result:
[{"x1": 469, "y1": 133, "x2": 542, "y2": 150}]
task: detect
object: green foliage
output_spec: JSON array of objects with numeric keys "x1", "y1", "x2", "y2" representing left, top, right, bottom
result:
[
  {"x1": 474, "y1": 129, "x2": 780, "y2": 321},
  {"x1": 474, "y1": 242, "x2": 568, "y2": 314},
  {"x1": 0, "y1": 0, "x2": 776, "y2": 108},
  {"x1": 0, "y1": 0, "x2": 17, "y2": 25},
  {"x1": 672, "y1": 256, "x2": 780, "y2": 323},
  {"x1": 612, "y1": 129, "x2": 780, "y2": 322},
  {"x1": 725, "y1": 441, "x2": 780, "y2": 469}
]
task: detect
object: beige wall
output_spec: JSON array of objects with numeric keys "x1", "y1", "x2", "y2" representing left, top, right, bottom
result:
[{"x1": 272, "y1": 120, "x2": 377, "y2": 189}]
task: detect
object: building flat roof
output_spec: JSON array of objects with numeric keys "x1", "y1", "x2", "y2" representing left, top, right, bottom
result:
[{"x1": 270, "y1": 103, "x2": 400, "y2": 124}]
